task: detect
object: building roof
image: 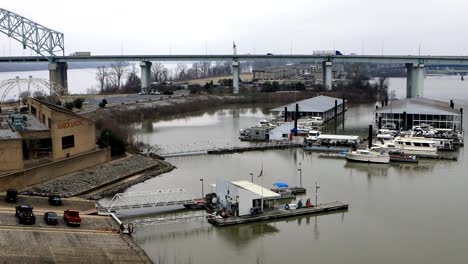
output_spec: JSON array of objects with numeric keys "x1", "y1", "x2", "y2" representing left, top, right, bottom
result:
[
  {"x1": 270, "y1": 95, "x2": 346, "y2": 113},
  {"x1": 29, "y1": 98, "x2": 93, "y2": 122},
  {"x1": 0, "y1": 121, "x2": 19, "y2": 140},
  {"x1": 376, "y1": 97, "x2": 461, "y2": 116},
  {"x1": 231, "y1": 180, "x2": 281, "y2": 199}
]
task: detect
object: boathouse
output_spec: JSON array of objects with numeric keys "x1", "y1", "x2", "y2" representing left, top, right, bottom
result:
[
  {"x1": 270, "y1": 95, "x2": 346, "y2": 122},
  {"x1": 215, "y1": 179, "x2": 281, "y2": 216},
  {"x1": 374, "y1": 97, "x2": 463, "y2": 132}
]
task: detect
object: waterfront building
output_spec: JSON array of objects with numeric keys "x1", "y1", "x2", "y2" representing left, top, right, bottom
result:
[
  {"x1": 374, "y1": 97, "x2": 463, "y2": 132},
  {"x1": 215, "y1": 179, "x2": 282, "y2": 216},
  {"x1": 270, "y1": 95, "x2": 346, "y2": 122},
  {"x1": 0, "y1": 97, "x2": 97, "y2": 172}
]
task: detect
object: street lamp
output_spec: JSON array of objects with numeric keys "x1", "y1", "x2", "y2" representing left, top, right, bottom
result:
[
  {"x1": 199, "y1": 178, "x2": 204, "y2": 198},
  {"x1": 298, "y1": 162, "x2": 302, "y2": 187}
]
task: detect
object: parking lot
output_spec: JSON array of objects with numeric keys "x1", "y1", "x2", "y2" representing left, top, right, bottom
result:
[{"x1": 0, "y1": 194, "x2": 151, "y2": 263}]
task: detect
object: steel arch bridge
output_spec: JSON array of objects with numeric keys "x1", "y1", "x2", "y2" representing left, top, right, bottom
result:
[{"x1": 0, "y1": 8, "x2": 64, "y2": 59}]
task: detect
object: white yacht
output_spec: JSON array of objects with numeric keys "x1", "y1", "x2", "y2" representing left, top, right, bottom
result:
[
  {"x1": 392, "y1": 137, "x2": 438, "y2": 156},
  {"x1": 345, "y1": 148, "x2": 390, "y2": 164}
]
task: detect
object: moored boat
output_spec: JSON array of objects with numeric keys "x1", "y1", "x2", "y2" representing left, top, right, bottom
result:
[{"x1": 345, "y1": 149, "x2": 390, "y2": 164}]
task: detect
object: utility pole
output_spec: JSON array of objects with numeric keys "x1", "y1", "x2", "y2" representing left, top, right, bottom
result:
[{"x1": 250, "y1": 172, "x2": 253, "y2": 183}]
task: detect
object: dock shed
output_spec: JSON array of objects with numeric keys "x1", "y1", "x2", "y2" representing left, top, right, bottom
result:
[
  {"x1": 374, "y1": 97, "x2": 463, "y2": 132},
  {"x1": 270, "y1": 95, "x2": 346, "y2": 122},
  {"x1": 215, "y1": 179, "x2": 281, "y2": 216}
]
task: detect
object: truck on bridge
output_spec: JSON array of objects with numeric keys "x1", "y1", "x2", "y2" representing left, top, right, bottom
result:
[{"x1": 313, "y1": 50, "x2": 343, "y2": 56}]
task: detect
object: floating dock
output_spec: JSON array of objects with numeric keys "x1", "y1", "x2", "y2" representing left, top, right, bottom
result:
[
  {"x1": 207, "y1": 142, "x2": 302, "y2": 154},
  {"x1": 207, "y1": 201, "x2": 348, "y2": 226}
]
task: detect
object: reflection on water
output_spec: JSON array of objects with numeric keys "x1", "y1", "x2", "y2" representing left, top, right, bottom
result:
[{"x1": 127, "y1": 76, "x2": 468, "y2": 264}]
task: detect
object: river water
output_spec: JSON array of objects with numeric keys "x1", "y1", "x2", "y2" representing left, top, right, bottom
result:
[{"x1": 121, "y1": 75, "x2": 468, "y2": 264}]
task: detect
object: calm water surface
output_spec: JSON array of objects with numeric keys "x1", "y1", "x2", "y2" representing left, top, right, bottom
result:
[{"x1": 121, "y1": 76, "x2": 468, "y2": 264}]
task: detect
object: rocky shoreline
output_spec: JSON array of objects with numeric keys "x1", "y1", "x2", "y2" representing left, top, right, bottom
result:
[{"x1": 22, "y1": 155, "x2": 175, "y2": 200}]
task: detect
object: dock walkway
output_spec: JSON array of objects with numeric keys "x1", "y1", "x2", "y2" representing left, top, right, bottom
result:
[
  {"x1": 207, "y1": 201, "x2": 348, "y2": 226},
  {"x1": 207, "y1": 142, "x2": 303, "y2": 155}
]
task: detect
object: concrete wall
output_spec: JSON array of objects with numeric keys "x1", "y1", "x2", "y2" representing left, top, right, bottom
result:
[
  {"x1": 27, "y1": 98, "x2": 96, "y2": 160},
  {"x1": 0, "y1": 148, "x2": 110, "y2": 192},
  {"x1": 0, "y1": 138, "x2": 23, "y2": 171},
  {"x1": 50, "y1": 110, "x2": 96, "y2": 160}
]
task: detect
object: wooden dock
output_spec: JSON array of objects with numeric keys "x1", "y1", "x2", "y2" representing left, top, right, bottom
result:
[
  {"x1": 207, "y1": 201, "x2": 348, "y2": 226},
  {"x1": 207, "y1": 142, "x2": 303, "y2": 154}
]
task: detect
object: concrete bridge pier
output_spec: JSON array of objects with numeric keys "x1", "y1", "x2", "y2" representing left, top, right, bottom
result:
[
  {"x1": 48, "y1": 62, "x2": 68, "y2": 95},
  {"x1": 406, "y1": 63, "x2": 425, "y2": 98},
  {"x1": 322, "y1": 61, "x2": 333, "y2": 90},
  {"x1": 140, "y1": 61, "x2": 152, "y2": 93},
  {"x1": 232, "y1": 61, "x2": 240, "y2": 94}
]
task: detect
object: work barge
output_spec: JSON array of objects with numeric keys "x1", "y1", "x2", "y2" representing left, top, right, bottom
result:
[{"x1": 207, "y1": 201, "x2": 348, "y2": 226}]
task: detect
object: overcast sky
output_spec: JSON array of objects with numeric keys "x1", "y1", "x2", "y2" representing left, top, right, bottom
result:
[{"x1": 2, "y1": 0, "x2": 468, "y2": 56}]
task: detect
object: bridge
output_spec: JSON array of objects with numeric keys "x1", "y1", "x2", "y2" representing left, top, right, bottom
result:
[{"x1": 2, "y1": 8, "x2": 468, "y2": 98}]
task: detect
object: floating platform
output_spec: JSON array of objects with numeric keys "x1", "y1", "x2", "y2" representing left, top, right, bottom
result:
[
  {"x1": 207, "y1": 201, "x2": 348, "y2": 226},
  {"x1": 208, "y1": 142, "x2": 302, "y2": 154},
  {"x1": 304, "y1": 146, "x2": 350, "y2": 153}
]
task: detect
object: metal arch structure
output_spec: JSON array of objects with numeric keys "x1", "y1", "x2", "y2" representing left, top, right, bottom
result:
[
  {"x1": 0, "y1": 8, "x2": 64, "y2": 59},
  {"x1": 0, "y1": 77, "x2": 65, "y2": 108}
]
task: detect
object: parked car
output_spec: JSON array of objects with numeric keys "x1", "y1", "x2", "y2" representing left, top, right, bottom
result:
[
  {"x1": 48, "y1": 194, "x2": 62, "y2": 206},
  {"x1": 63, "y1": 209, "x2": 81, "y2": 226},
  {"x1": 15, "y1": 205, "x2": 36, "y2": 225},
  {"x1": 44, "y1": 212, "x2": 58, "y2": 225},
  {"x1": 6, "y1": 189, "x2": 18, "y2": 203}
]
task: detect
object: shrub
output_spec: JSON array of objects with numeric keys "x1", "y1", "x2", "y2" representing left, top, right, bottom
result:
[
  {"x1": 73, "y1": 98, "x2": 84, "y2": 109},
  {"x1": 64, "y1": 102, "x2": 75, "y2": 110}
]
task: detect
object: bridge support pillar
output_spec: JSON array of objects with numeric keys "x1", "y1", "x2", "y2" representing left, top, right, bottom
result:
[
  {"x1": 406, "y1": 63, "x2": 424, "y2": 98},
  {"x1": 48, "y1": 62, "x2": 68, "y2": 95},
  {"x1": 232, "y1": 61, "x2": 240, "y2": 94},
  {"x1": 322, "y1": 61, "x2": 333, "y2": 90},
  {"x1": 140, "y1": 61, "x2": 152, "y2": 93}
]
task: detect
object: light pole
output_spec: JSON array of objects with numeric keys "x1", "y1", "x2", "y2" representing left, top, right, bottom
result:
[
  {"x1": 298, "y1": 162, "x2": 302, "y2": 187},
  {"x1": 250, "y1": 172, "x2": 253, "y2": 183},
  {"x1": 315, "y1": 180, "x2": 320, "y2": 207},
  {"x1": 200, "y1": 178, "x2": 204, "y2": 198}
]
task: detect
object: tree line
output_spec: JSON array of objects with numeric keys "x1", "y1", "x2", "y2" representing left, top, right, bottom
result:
[{"x1": 94, "y1": 61, "x2": 251, "y2": 94}]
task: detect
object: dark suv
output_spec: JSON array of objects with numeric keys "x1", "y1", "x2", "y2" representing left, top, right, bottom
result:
[
  {"x1": 15, "y1": 205, "x2": 36, "y2": 225},
  {"x1": 48, "y1": 194, "x2": 62, "y2": 206}
]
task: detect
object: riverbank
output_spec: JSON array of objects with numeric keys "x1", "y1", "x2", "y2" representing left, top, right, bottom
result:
[{"x1": 22, "y1": 154, "x2": 175, "y2": 200}]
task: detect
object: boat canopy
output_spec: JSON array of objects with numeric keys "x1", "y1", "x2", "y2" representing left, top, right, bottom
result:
[
  {"x1": 317, "y1": 134, "x2": 360, "y2": 141},
  {"x1": 273, "y1": 182, "x2": 289, "y2": 188}
]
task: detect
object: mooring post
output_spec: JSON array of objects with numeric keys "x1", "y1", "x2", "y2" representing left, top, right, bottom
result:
[{"x1": 368, "y1": 124, "x2": 373, "y2": 149}]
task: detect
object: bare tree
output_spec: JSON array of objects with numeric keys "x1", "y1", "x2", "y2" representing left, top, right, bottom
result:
[
  {"x1": 151, "y1": 63, "x2": 165, "y2": 82},
  {"x1": 95, "y1": 66, "x2": 109, "y2": 94},
  {"x1": 174, "y1": 63, "x2": 188, "y2": 80},
  {"x1": 110, "y1": 62, "x2": 129, "y2": 91}
]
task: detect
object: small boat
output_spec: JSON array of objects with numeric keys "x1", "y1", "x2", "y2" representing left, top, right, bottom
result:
[
  {"x1": 345, "y1": 149, "x2": 390, "y2": 164},
  {"x1": 183, "y1": 199, "x2": 206, "y2": 210},
  {"x1": 388, "y1": 151, "x2": 418, "y2": 163}
]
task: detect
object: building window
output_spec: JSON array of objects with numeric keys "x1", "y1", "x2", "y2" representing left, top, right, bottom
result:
[
  {"x1": 48, "y1": 118, "x2": 51, "y2": 129},
  {"x1": 61, "y1": 135, "x2": 75, "y2": 150}
]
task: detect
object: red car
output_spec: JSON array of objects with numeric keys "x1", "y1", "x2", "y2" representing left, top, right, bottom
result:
[{"x1": 63, "y1": 209, "x2": 81, "y2": 226}]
